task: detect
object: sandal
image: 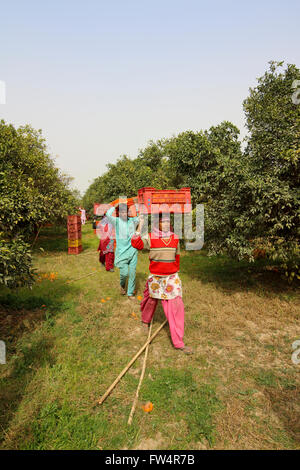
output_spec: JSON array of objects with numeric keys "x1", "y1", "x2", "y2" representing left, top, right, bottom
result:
[{"x1": 178, "y1": 346, "x2": 193, "y2": 355}]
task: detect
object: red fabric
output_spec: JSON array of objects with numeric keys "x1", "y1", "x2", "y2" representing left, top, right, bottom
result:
[
  {"x1": 148, "y1": 233, "x2": 180, "y2": 276},
  {"x1": 105, "y1": 252, "x2": 115, "y2": 270},
  {"x1": 100, "y1": 236, "x2": 110, "y2": 253},
  {"x1": 131, "y1": 234, "x2": 144, "y2": 250},
  {"x1": 97, "y1": 219, "x2": 115, "y2": 254},
  {"x1": 131, "y1": 234, "x2": 180, "y2": 275},
  {"x1": 149, "y1": 233, "x2": 179, "y2": 247},
  {"x1": 99, "y1": 251, "x2": 114, "y2": 271},
  {"x1": 148, "y1": 260, "x2": 179, "y2": 276}
]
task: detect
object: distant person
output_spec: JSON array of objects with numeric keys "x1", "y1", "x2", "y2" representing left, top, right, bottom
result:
[
  {"x1": 79, "y1": 207, "x2": 86, "y2": 225},
  {"x1": 97, "y1": 216, "x2": 115, "y2": 272},
  {"x1": 131, "y1": 213, "x2": 193, "y2": 354},
  {"x1": 105, "y1": 202, "x2": 139, "y2": 300}
]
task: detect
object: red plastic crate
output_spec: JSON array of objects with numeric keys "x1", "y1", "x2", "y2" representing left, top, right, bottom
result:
[
  {"x1": 67, "y1": 224, "x2": 81, "y2": 232},
  {"x1": 67, "y1": 229, "x2": 82, "y2": 240},
  {"x1": 67, "y1": 220, "x2": 81, "y2": 231},
  {"x1": 138, "y1": 187, "x2": 192, "y2": 214},
  {"x1": 67, "y1": 215, "x2": 81, "y2": 224},
  {"x1": 68, "y1": 245, "x2": 83, "y2": 255}
]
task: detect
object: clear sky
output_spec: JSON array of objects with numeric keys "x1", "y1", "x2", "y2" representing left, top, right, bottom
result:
[{"x1": 1, "y1": 0, "x2": 299, "y2": 194}]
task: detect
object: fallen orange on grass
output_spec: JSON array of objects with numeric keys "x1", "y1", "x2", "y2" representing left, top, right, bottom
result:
[
  {"x1": 106, "y1": 297, "x2": 111, "y2": 300},
  {"x1": 137, "y1": 295, "x2": 143, "y2": 301},
  {"x1": 101, "y1": 299, "x2": 106, "y2": 303},
  {"x1": 142, "y1": 402, "x2": 153, "y2": 413}
]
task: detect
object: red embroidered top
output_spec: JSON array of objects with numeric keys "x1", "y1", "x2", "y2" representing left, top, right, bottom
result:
[{"x1": 131, "y1": 233, "x2": 180, "y2": 275}]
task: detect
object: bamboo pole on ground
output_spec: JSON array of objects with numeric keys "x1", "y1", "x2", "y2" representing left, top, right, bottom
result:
[
  {"x1": 67, "y1": 271, "x2": 97, "y2": 283},
  {"x1": 97, "y1": 319, "x2": 167, "y2": 406},
  {"x1": 127, "y1": 319, "x2": 153, "y2": 425}
]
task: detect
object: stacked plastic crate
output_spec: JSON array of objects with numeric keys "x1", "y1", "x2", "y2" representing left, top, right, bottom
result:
[
  {"x1": 138, "y1": 187, "x2": 191, "y2": 214},
  {"x1": 67, "y1": 215, "x2": 82, "y2": 254}
]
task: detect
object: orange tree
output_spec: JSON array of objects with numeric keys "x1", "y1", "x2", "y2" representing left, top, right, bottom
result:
[
  {"x1": 164, "y1": 62, "x2": 299, "y2": 277},
  {"x1": 0, "y1": 121, "x2": 78, "y2": 287}
]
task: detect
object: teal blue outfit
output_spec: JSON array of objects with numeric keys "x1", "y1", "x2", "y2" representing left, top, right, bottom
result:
[{"x1": 106, "y1": 207, "x2": 139, "y2": 296}]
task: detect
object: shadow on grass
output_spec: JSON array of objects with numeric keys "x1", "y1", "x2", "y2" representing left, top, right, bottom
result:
[
  {"x1": 181, "y1": 251, "x2": 298, "y2": 297},
  {"x1": 267, "y1": 386, "x2": 300, "y2": 446},
  {"x1": 0, "y1": 336, "x2": 55, "y2": 448},
  {"x1": 33, "y1": 226, "x2": 68, "y2": 253},
  {"x1": 33, "y1": 223, "x2": 99, "y2": 255},
  {"x1": 0, "y1": 279, "x2": 78, "y2": 447},
  {"x1": 254, "y1": 370, "x2": 300, "y2": 446}
]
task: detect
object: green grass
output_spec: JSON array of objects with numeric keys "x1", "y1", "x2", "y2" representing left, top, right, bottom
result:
[
  {"x1": 140, "y1": 368, "x2": 221, "y2": 447},
  {"x1": 0, "y1": 222, "x2": 299, "y2": 449}
]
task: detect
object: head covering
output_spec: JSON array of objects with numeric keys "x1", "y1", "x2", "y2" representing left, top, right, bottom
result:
[{"x1": 152, "y1": 214, "x2": 173, "y2": 238}]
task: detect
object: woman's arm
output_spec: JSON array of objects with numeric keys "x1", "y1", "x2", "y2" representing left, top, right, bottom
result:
[{"x1": 105, "y1": 206, "x2": 117, "y2": 226}]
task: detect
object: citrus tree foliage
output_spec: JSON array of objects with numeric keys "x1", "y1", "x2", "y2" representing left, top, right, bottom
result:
[
  {"x1": 163, "y1": 121, "x2": 242, "y2": 204},
  {"x1": 206, "y1": 62, "x2": 300, "y2": 268},
  {"x1": 82, "y1": 142, "x2": 173, "y2": 215},
  {"x1": 0, "y1": 121, "x2": 78, "y2": 287},
  {"x1": 0, "y1": 238, "x2": 33, "y2": 288}
]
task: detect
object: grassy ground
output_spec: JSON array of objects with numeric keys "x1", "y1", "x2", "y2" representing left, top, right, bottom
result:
[{"x1": 0, "y1": 223, "x2": 299, "y2": 450}]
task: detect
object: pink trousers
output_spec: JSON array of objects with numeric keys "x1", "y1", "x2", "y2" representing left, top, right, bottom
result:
[{"x1": 140, "y1": 281, "x2": 185, "y2": 349}]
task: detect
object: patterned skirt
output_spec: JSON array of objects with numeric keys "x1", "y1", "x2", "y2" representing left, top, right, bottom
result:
[{"x1": 148, "y1": 272, "x2": 182, "y2": 300}]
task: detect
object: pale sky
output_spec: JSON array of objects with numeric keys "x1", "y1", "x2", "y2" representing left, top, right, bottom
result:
[{"x1": 1, "y1": 0, "x2": 299, "y2": 193}]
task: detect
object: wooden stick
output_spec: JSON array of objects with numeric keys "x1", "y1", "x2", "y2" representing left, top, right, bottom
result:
[
  {"x1": 128, "y1": 319, "x2": 153, "y2": 425},
  {"x1": 68, "y1": 271, "x2": 97, "y2": 283},
  {"x1": 97, "y1": 319, "x2": 167, "y2": 405}
]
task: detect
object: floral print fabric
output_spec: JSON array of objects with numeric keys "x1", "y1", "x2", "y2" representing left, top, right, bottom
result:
[{"x1": 148, "y1": 272, "x2": 182, "y2": 300}]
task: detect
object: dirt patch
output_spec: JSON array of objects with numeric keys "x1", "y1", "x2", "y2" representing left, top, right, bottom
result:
[{"x1": 135, "y1": 432, "x2": 165, "y2": 450}]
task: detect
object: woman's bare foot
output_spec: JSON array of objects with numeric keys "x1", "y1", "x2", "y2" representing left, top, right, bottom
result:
[
  {"x1": 120, "y1": 286, "x2": 126, "y2": 295},
  {"x1": 128, "y1": 295, "x2": 136, "y2": 301},
  {"x1": 141, "y1": 322, "x2": 149, "y2": 333}
]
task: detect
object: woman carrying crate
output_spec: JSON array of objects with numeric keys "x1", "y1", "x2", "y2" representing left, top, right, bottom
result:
[
  {"x1": 105, "y1": 202, "x2": 139, "y2": 300},
  {"x1": 96, "y1": 215, "x2": 115, "y2": 272},
  {"x1": 131, "y1": 213, "x2": 193, "y2": 354}
]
